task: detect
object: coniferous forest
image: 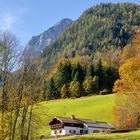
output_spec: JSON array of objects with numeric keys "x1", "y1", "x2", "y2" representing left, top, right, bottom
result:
[{"x1": 45, "y1": 58, "x2": 118, "y2": 100}]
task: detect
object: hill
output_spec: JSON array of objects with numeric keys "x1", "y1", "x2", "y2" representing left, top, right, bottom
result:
[
  {"x1": 34, "y1": 94, "x2": 114, "y2": 136},
  {"x1": 42, "y1": 3, "x2": 140, "y2": 68}
]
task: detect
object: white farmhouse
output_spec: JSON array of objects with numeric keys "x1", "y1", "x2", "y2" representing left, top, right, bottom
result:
[{"x1": 49, "y1": 116, "x2": 115, "y2": 137}]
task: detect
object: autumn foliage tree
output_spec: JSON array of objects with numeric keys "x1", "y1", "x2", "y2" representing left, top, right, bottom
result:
[{"x1": 113, "y1": 55, "x2": 140, "y2": 129}]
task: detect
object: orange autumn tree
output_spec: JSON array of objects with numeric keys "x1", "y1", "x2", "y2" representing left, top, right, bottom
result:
[{"x1": 113, "y1": 55, "x2": 140, "y2": 129}]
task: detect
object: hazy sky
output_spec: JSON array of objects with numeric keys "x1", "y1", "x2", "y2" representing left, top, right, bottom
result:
[{"x1": 0, "y1": 0, "x2": 140, "y2": 47}]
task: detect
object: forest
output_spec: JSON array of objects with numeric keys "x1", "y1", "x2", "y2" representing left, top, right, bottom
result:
[
  {"x1": 0, "y1": 3, "x2": 140, "y2": 140},
  {"x1": 45, "y1": 57, "x2": 118, "y2": 99},
  {"x1": 42, "y1": 3, "x2": 140, "y2": 69}
]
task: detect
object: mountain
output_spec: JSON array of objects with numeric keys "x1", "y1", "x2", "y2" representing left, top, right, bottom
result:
[
  {"x1": 24, "y1": 18, "x2": 73, "y2": 56},
  {"x1": 42, "y1": 3, "x2": 140, "y2": 68}
]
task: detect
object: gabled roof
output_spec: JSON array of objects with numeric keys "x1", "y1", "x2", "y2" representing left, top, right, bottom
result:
[
  {"x1": 84, "y1": 122, "x2": 114, "y2": 129},
  {"x1": 78, "y1": 119, "x2": 115, "y2": 129},
  {"x1": 49, "y1": 116, "x2": 115, "y2": 129},
  {"x1": 52, "y1": 116, "x2": 82, "y2": 124}
]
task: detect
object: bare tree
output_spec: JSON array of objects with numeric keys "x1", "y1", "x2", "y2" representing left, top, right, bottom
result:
[
  {"x1": 0, "y1": 31, "x2": 20, "y2": 140},
  {"x1": 0, "y1": 31, "x2": 47, "y2": 140}
]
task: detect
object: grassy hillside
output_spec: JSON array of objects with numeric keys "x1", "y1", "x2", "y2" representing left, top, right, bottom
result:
[
  {"x1": 34, "y1": 94, "x2": 114, "y2": 136},
  {"x1": 56, "y1": 129, "x2": 140, "y2": 140}
]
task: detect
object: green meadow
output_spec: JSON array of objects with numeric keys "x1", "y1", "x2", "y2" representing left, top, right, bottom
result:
[
  {"x1": 56, "y1": 129, "x2": 140, "y2": 140},
  {"x1": 34, "y1": 94, "x2": 115, "y2": 136}
]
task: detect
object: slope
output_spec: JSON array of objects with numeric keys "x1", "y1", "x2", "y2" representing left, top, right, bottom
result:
[
  {"x1": 57, "y1": 129, "x2": 140, "y2": 140},
  {"x1": 34, "y1": 94, "x2": 114, "y2": 136},
  {"x1": 42, "y1": 3, "x2": 140, "y2": 68}
]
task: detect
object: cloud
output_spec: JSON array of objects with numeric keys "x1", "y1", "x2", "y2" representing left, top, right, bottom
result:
[
  {"x1": 0, "y1": 6, "x2": 27, "y2": 31},
  {"x1": 0, "y1": 7, "x2": 29, "y2": 46},
  {"x1": 0, "y1": 15, "x2": 16, "y2": 31}
]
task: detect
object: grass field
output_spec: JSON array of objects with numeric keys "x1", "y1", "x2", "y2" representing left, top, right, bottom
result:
[
  {"x1": 34, "y1": 94, "x2": 115, "y2": 136},
  {"x1": 55, "y1": 129, "x2": 140, "y2": 140}
]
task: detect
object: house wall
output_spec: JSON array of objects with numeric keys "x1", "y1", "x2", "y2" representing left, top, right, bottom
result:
[
  {"x1": 51, "y1": 128, "x2": 65, "y2": 136},
  {"x1": 51, "y1": 126, "x2": 109, "y2": 136},
  {"x1": 64, "y1": 126, "x2": 82, "y2": 135},
  {"x1": 51, "y1": 126, "x2": 83, "y2": 136},
  {"x1": 88, "y1": 127, "x2": 104, "y2": 133}
]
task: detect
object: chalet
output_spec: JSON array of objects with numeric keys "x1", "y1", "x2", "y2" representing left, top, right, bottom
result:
[{"x1": 49, "y1": 116, "x2": 115, "y2": 136}]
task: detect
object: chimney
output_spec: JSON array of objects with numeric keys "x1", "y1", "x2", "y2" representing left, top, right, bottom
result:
[{"x1": 71, "y1": 115, "x2": 75, "y2": 119}]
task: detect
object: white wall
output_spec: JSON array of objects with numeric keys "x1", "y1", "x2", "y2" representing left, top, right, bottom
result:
[
  {"x1": 51, "y1": 126, "x2": 106, "y2": 136},
  {"x1": 64, "y1": 126, "x2": 82, "y2": 135},
  {"x1": 51, "y1": 128, "x2": 65, "y2": 136},
  {"x1": 51, "y1": 126, "x2": 83, "y2": 136},
  {"x1": 88, "y1": 127, "x2": 104, "y2": 133}
]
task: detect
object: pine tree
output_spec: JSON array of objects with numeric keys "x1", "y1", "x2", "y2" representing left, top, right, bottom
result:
[
  {"x1": 46, "y1": 78, "x2": 58, "y2": 100},
  {"x1": 65, "y1": 61, "x2": 72, "y2": 83},
  {"x1": 93, "y1": 75, "x2": 99, "y2": 94},
  {"x1": 95, "y1": 59, "x2": 104, "y2": 91},
  {"x1": 55, "y1": 63, "x2": 66, "y2": 90},
  {"x1": 86, "y1": 64, "x2": 94, "y2": 77},
  {"x1": 72, "y1": 62, "x2": 84, "y2": 83},
  {"x1": 104, "y1": 67, "x2": 118, "y2": 91},
  {"x1": 74, "y1": 71, "x2": 81, "y2": 82},
  {"x1": 72, "y1": 65, "x2": 78, "y2": 80},
  {"x1": 55, "y1": 62, "x2": 72, "y2": 90}
]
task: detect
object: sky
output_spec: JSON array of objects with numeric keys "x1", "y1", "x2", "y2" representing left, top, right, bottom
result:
[{"x1": 0, "y1": 0, "x2": 140, "y2": 48}]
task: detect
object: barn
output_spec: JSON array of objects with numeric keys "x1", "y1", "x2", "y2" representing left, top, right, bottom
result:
[{"x1": 49, "y1": 116, "x2": 115, "y2": 136}]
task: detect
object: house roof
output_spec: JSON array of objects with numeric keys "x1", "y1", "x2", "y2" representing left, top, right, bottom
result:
[
  {"x1": 49, "y1": 116, "x2": 115, "y2": 129},
  {"x1": 55, "y1": 116, "x2": 82, "y2": 124},
  {"x1": 84, "y1": 122, "x2": 114, "y2": 129}
]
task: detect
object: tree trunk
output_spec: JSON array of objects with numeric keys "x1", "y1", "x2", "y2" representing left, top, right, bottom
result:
[
  {"x1": 26, "y1": 105, "x2": 33, "y2": 140},
  {"x1": 20, "y1": 104, "x2": 28, "y2": 140}
]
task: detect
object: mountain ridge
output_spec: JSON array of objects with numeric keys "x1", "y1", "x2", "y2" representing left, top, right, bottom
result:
[
  {"x1": 42, "y1": 3, "x2": 140, "y2": 69},
  {"x1": 24, "y1": 18, "x2": 73, "y2": 56}
]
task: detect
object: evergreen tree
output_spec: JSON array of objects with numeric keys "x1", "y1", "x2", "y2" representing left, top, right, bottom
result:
[
  {"x1": 93, "y1": 75, "x2": 99, "y2": 94},
  {"x1": 104, "y1": 67, "x2": 118, "y2": 91},
  {"x1": 72, "y1": 62, "x2": 84, "y2": 83},
  {"x1": 55, "y1": 62, "x2": 72, "y2": 91},
  {"x1": 74, "y1": 71, "x2": 81, "y2": 82},
  {"x1": 46, "y1": 78, "x2": 58, "y2": 100},
  {"x1": 95, "y1": 59, "x2": 104, "y2": 91},
  {"x1": 65, "y1": 61, "x2": 72, "y2": 83},
  {"x1": 86, "y1": 64, "x2": 94, "y2": 77},
  {"x1": 55, "y1": 63, "x2": 65, "y2": 90},
  {"x1": 72, "y1": 65, "x2": 77, "y2": 80}
]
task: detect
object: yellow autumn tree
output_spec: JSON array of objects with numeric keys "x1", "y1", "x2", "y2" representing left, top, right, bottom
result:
[
  {"x1": 120, "y1": 28, "x2": 140, "y2": 65},
  {"x1": 113, "y1": 55, "x2": 140, "y2": 128}
]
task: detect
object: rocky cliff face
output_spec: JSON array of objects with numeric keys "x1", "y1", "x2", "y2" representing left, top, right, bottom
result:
[{"x1": 24, "y1": 18, "x2": 73, "y2": 56}]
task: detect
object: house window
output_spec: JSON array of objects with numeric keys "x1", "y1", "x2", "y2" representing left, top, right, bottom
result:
[
  {"x1": 69, "y1": 130, "x2": 76, "y2": 134},
  {"x1": 80, "y1": 130, "x2": 83, "y2": 134},
  {"x1": 84, "y1": 130, "x2": 88, "y2": 134},
  {"x1": 59, "y1": 129, "x2": 62, "y2": 133},
  {"x1": 54, "y1": 130, "x2": 57, "y2": 134}
]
